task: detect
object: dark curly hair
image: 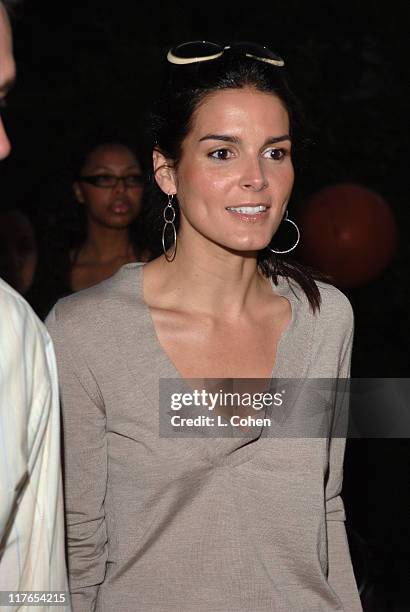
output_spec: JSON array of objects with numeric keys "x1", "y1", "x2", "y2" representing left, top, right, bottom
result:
[{"x1": 142, "y1": 47, "x2": 327, "y2": 312}]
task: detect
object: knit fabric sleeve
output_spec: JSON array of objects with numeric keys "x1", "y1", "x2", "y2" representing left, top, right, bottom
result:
[
  {"x1": 46, "y1": 304, "x2": 108, "y2": 612},
  {"x1": 325, "y1": 303, "x2": 363, "y2": 611}
]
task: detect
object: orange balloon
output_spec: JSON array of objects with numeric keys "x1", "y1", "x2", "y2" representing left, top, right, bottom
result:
[{"x1": 297, "y1": 184, "x2": 397, "y2": 288}]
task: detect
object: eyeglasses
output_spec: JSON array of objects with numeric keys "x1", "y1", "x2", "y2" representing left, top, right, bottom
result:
[
  {"x1": 78, "y1": 174, "x2": 144, "y2": 189},
  {"x1": 167, "y1": 41, "x2": 285, "y2": 67}
]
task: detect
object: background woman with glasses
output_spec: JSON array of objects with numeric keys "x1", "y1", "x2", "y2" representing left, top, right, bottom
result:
[
  {"x1": 70, "y1": 138, "x2": 147, "y2": 291},
  {"x1": 47, "y1": 42, "x2": 362, "y2": 611},
  {"x1": 29, "y1": 135, "x2": 148, "y2": 318}
]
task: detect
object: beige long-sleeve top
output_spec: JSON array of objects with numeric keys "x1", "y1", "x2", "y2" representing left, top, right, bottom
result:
[{"x1": 46, "y1": 262, "x2": 362, "y2": 612}]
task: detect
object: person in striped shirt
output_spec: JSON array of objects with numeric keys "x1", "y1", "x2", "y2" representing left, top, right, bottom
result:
[{"x1": 0, "y1": 2, "x2": 70, "y2": 608}]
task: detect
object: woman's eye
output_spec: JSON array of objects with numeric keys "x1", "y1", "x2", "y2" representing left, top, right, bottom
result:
[
  {"x1": 95, "y1": 175, "x2": 113, "y2": 185},
  {"x1": 209, "y1": 149, "x2": 232, "y2": 160},
  {"x1": 264, "y1": 148, "x2": 287, "y2": 160}
]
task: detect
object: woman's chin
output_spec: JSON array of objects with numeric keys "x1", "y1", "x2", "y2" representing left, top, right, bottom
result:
[
  {"x1": 219, "y1": 233, "x2": 273, "y2": 254},
  {"x1": 221, "y1": 241, "x2": 270, "y2": 256}
]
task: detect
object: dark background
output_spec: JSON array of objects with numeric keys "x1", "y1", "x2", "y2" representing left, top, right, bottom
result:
[{"x1": 1, "y1": 0, "x2": 409, "y2": 607}]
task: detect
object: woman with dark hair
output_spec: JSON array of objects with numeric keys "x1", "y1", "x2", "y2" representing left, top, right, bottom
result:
[
  {"x1": 47, "y1": 42, "x2": 362, "y2": 611},
  {"x1": 70, "y1": 139, "x2": 146, "y2": 289},
  {"x1": 30, "y1": 136, "x2": 147, "y2": 318}
]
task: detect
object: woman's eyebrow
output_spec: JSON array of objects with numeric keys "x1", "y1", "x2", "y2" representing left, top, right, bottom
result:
[
  {"x1": 198, "y1": 134, "x2": 291, "y2": 144},
  {"x1": 199, "y1": 134, "x2": 241, "y2": 144},
  {"x1": 263, "y1": 135, "x2": 291, "y2": 146}
]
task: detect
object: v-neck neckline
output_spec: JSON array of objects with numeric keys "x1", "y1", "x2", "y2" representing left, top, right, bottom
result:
[
  {"x1": 108, "y1": 262, "x2": 314, "y2": 467},
  {"x1": 136, "y1": 262, "x2": 298, "y2": 381}
]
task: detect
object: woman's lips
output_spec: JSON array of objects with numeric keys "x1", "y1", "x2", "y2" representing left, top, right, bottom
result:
[
  {"x1": 111, "y1": 200, "x2": 130, "y2": 214},
  {"x1": 226, "y1": 204, "x2": 269, "y2": 222}
]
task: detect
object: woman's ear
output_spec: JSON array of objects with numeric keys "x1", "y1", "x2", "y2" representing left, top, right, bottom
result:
[
  {"x1": 152, "y1": 149, "x2": 177, "y2": 195},
  {"x1": 73, "y1": 181, "x2": 85, "y2": 204}
]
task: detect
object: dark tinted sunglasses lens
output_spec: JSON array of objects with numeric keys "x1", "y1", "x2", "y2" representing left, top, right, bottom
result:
[
  {"x1": 230, "y1": 42, "x2": 283, "y2": 63},
  {"x1": 172, "y1": 41, "x2": 222, "y2": 59}
]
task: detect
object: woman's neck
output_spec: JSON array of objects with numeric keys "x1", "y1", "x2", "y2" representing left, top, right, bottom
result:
[
  {"x1": 145, "y1": 232, "x2": 272, "y2": 319},
  {"x1": 78, "y1": 225, "x2": 135, "y2": 264}
]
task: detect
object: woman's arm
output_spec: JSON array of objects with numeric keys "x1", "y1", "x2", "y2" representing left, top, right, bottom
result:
[
  {"x1": 46, "y1": 306, "x2": 107, "y2": 612},
  {"x1": 325, "y1": 312, "x2": 363, "y2": 611}
]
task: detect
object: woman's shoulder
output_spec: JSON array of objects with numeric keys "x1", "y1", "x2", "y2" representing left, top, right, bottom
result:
[
  {"x1": 278, "y1": 278, "x2": 354, "y2": 377},
  {"x1": 47, "y1": 262, "x2": 145, "y2": 330},
  {"x1": 314, "y1": 280, "x2": 354, "y2": 325},
  {"x1": 277, "y1": 275, "x2": 353, "y2": 335},
  {"x1": 309, "y1": 280, "x2": 354, "y2": 346}
]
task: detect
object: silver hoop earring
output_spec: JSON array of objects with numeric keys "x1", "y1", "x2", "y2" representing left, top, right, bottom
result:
[
  {"x1": 162, "y1": 194, "x2": 177, "y2": 262},
  {"x1": 269, "y1": 210, "x2": 300, "y2": 254}
]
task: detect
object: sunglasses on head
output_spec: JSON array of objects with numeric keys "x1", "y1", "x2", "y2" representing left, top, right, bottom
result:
[{"x1": 167, "y1": 41, "x2": 285, "y2": 67}]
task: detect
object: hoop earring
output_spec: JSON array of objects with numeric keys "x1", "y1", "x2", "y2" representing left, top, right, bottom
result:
[
  {"x1": 268, "y1": 210, "x2": 300, "y2": 254},
  {"x1": 162, "y1": 194, "x2": 177, "y2": 262}
]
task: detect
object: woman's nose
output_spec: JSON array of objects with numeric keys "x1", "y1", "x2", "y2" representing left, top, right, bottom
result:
[
  {"x1": 114, "y1": 178, "x2": 127, "y2": 193},
  {"x1": 240, "y1": 158, "x2": 268, "y2": 190}
]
